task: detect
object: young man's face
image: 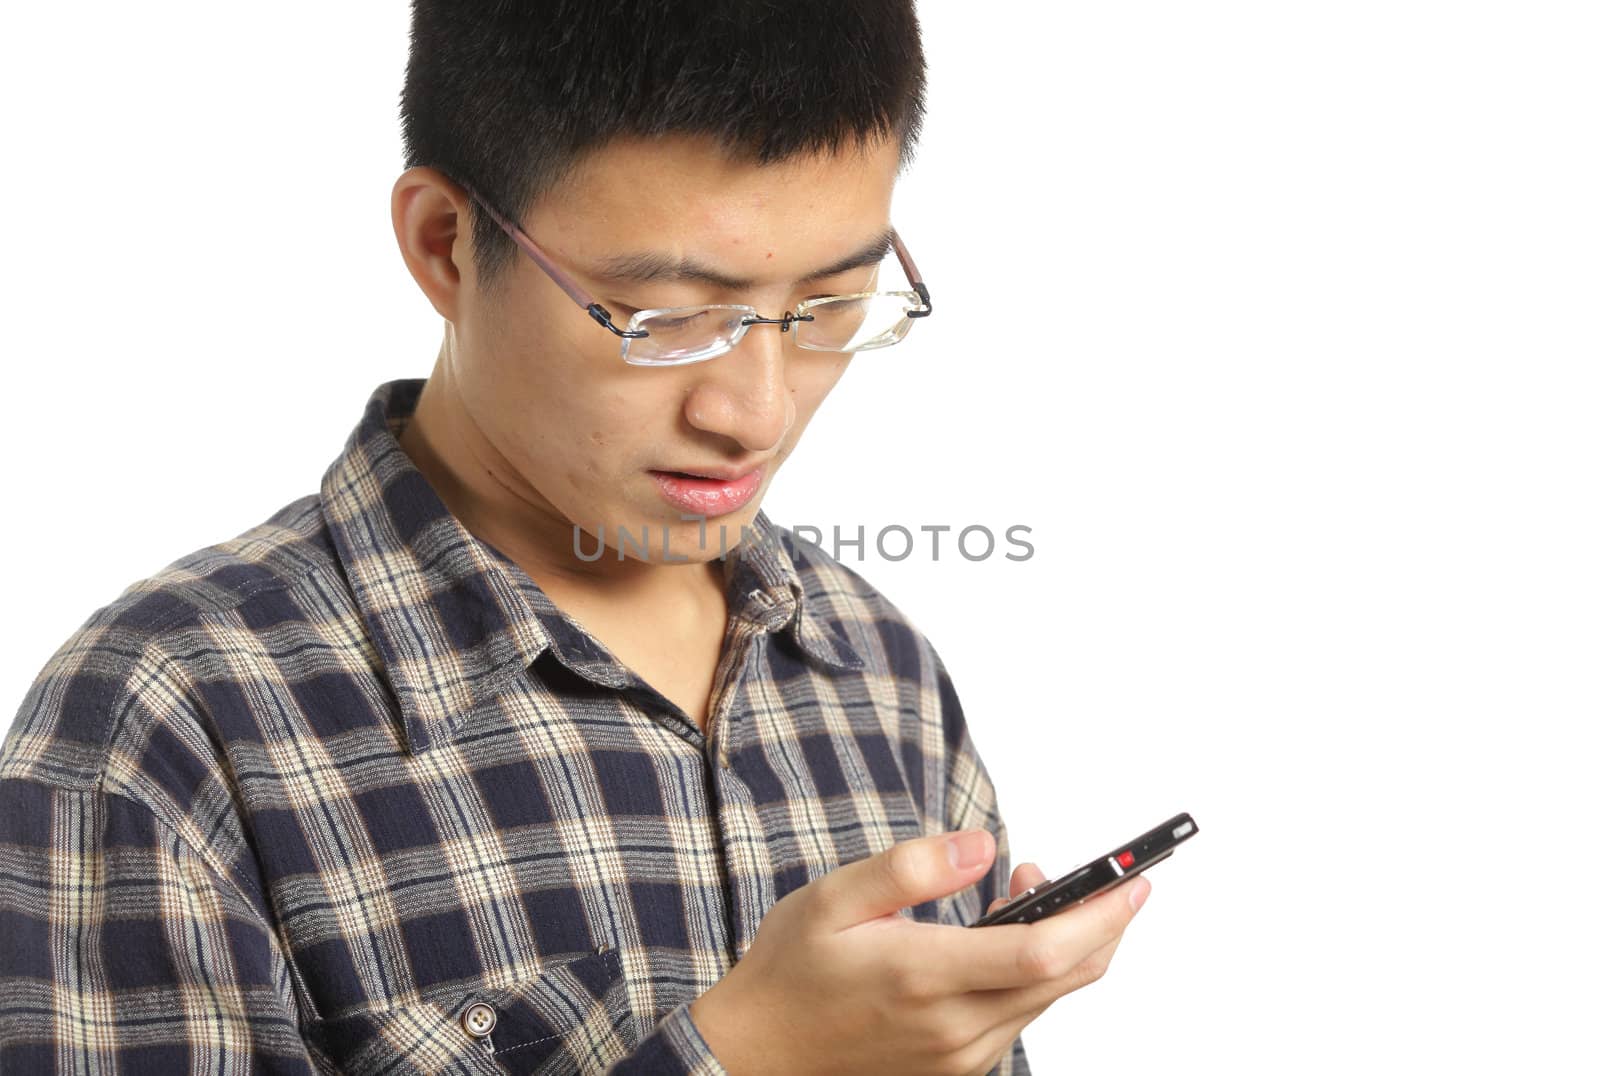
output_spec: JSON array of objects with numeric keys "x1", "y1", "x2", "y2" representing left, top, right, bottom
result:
[{"x1": 411, "y1": 131, "x2": 904, "y2": 574}]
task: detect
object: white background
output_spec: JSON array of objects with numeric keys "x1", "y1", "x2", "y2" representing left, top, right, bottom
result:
[{"x1": 3, "y1": 3, "x2": 1596, "y2": 1072}]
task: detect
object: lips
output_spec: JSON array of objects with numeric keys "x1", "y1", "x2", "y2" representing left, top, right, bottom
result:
[
  {"x1": 658, "y1": 466, "x2": 761, "y2": 482},
  {"x1": 649, "y1": 466, "x2": 764, "y2": 516}
]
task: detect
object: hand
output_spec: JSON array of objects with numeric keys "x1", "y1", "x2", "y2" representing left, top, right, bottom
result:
[
  {"x1": 967, "y1": 861, "x2": 1144, "y2": 1073},
  {"x1": 985, "y1": 861, "x2": 1053, "y2": 919},
  {"x1": 688, "y1": 831, "x2": 1151, "y2": 1076}
]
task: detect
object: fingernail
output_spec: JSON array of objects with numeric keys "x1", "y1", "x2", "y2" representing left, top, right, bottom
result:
[
  {"x1": 1127, "y1": 878, "x2": 1151, "y2": 914},
  {"x1": 946, "y1": 830, "x2": 990, "y2": 870}
]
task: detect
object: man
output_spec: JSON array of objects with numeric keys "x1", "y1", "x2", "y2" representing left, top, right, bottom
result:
[{"x1": 0, "y1": 2, "x2": 1149, "y2": 1072}]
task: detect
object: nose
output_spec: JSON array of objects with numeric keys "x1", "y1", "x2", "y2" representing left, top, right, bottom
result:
[{"x1": 680, "y1": 318, "x2": 796, "y2": 454}]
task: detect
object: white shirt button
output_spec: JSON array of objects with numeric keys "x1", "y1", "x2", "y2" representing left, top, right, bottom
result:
[{"x1": 461, "y1": 1002, "x2": 496, "y2": 1038}]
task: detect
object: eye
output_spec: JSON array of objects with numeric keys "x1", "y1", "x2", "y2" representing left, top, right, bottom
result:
[
  {"x1": 803, "y1": 264, "x2": 881, "y2": 302},
  {"x1": 805, "y1": 294, "x2": 867, "y2": 312},
  {"x1": 650, "y1": 310, "x2": 710, "y2": 331},
  {"x1": 611, "y1": 298, "x2": 701, "y2": 317}
]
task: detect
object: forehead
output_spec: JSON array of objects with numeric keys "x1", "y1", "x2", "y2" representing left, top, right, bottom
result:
[{"x1": 527, "y1": 132, "x2": 903, "y2": 276}]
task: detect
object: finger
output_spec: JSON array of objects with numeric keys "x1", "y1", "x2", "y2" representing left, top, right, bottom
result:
[
  {"x1": 1011, "y1": 862, "x2": 1048, "y2": 895},
  {"x1": 945, "y1": 933, "x2": 1110, "y2": 1076},
  {"x1": 939, "y1": 875, "x2": 1150, "y2": 993},
  {"x1": 964, "y1": 1017, "x2": 1034, "y2": 1076},
  {"x1": 962, "y1": 931, "x2": 1128, "y2": 1059},
  {"x1": 987, "y1": 861, "x2": 1052, "y2": 914},
  {"x1": 813, "y1": 830, "x2": 996, "y2": 930},
  {"x1": 1004, "y1": 931, "x2": 1124, "y2": 1013},
  {"x1": 964, "y1": 1001, "x2": 1046, "y2": 1076}
]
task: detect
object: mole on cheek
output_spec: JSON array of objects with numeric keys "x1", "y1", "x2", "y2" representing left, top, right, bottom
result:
[{"x1": 766, "y1": 251, "x2": 774, "y2": 259}]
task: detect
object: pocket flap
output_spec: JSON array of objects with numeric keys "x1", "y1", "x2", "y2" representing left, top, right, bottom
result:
[
  {"x1": 307, "y1": 947, "x2": 635, "y2": 1075},
  {"x1": 481, "y1": 947, "x2": 637, "y2": 1073}
]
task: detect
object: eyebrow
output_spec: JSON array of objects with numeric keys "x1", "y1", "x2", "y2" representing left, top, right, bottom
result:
[{"x1": 588, "y1": 228, "x2": 896, "y2": 290}]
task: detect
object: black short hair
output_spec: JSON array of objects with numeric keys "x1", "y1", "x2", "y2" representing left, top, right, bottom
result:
[{"x1": 399, "y1": 0, "x2": 928, "y2": 293}]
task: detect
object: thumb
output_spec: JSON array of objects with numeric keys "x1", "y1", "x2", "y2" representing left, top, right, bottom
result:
[{"x1": 812, "y1": 829, "x2": 996, "y2": 931}]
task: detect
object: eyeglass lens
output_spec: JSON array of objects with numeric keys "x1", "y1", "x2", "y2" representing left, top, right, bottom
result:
[{"x1": 621, "y1": 292, "x2": 922, "y2": 365}]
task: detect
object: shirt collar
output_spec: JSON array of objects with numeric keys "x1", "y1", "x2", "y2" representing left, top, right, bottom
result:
[{"x1": 318, "y1": 377, "x2": 863, "y2": 754}]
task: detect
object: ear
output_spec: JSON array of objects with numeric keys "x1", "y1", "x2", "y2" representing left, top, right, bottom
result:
[{"x1": 391, "y1": 166, "x2": 472, "y2": 324}]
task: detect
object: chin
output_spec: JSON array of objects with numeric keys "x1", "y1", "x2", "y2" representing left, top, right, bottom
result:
[{"x1": 662, "y1": 510, "x2": 759, "y2": 558}]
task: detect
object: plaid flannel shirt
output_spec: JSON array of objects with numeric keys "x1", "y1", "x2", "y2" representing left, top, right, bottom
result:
[{"x1": 0, "y1": 377, "x2": 1028, "y2": 1075}]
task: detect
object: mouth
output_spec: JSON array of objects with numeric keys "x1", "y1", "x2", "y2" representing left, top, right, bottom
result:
[
  {"x1": 654, "y1": 465, "x2": 762, "y2": 482},
  {"x1": 648, "y1": 466, "x2": 765, "y2": 516}
]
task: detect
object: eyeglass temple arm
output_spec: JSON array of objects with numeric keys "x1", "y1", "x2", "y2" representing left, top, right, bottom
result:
[
  {"x1": 889, "y1": 230, "x2": 932, "y2": 318},
  {"x1": 458, "y1": 180, "x2": 646, "y2": 338},
  {"x1": 464, "y1": 178, "x2": 926, "y2": 332}
]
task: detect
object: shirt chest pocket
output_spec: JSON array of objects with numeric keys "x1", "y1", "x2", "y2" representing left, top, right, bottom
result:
[{"x1": 306, "y1": 948, "x2": 638, "y2": 1075}]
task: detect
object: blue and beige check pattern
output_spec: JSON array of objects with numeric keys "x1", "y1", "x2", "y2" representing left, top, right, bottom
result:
[{"x1": 0, "y1": 378, "x2": 1027, "y2": 1074}]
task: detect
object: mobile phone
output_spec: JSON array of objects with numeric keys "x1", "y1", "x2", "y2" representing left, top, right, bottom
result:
[{"x1": 968, "y1": 812, "x2": 1198, "y2": 928}]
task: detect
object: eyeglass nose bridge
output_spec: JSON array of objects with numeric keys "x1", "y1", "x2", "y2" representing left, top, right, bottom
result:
[{"x1": 738, "y1": 311, "x2": 816, "y2": 333}]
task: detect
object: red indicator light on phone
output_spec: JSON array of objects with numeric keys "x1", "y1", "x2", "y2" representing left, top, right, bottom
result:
[{"x1": 1117, "y1": 851, "x2": 1135, "y2": 868}]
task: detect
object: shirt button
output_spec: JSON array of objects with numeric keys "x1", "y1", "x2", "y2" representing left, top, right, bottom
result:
[{"x1": 461, "y1": 1002, "x2": 497, "y2": 1038}]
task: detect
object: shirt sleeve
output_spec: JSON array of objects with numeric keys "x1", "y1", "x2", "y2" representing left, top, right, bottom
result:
[
  {"x1": 602, "y1": 1001, "x2": 728, "y2": 1074},
  {"x1": 932, "y1": 649, "x2": 1034, "y2": 1076},
  {"x1": 0, "y1": 775, "x2": 325, "y2": 1074}
]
